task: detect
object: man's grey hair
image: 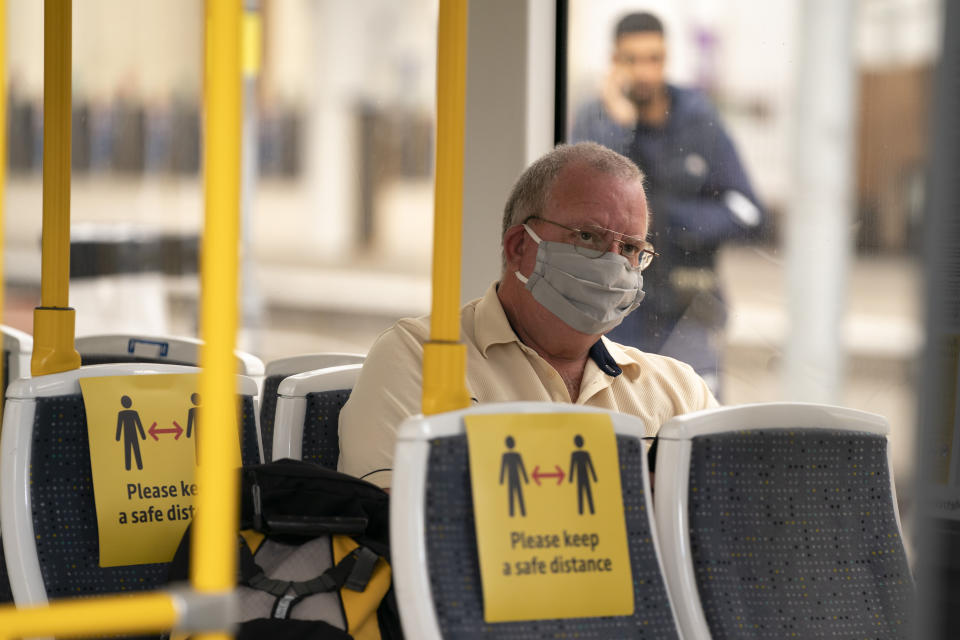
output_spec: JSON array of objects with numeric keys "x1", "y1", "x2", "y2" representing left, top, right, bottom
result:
[{"x1": 501, "y1": 142, "x2": 645, "y2": 261}]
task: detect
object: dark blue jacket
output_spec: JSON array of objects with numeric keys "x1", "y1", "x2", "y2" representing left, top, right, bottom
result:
[{"x1": 571, "y1": 85, "x2": 764, "y2": 350}]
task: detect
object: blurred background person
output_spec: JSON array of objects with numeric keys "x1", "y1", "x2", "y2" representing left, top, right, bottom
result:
[{"x1": 571, "y1": 11, "x2": 763, "y2": 397}]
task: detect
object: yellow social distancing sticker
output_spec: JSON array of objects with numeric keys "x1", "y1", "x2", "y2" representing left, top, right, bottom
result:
[
  {"x1": 80, "y1": 374, "x2": 229, "y2": 567},
  {"x1": 465, "y1": 413, "x2": 634, "y2": 623}
]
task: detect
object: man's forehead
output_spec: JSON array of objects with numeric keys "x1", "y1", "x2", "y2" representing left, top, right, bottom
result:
[
  {"x1": 546, "y1": 167, "x2": 648, "y2": 233},
  {"x1": 548, "y1": 163, "x2": 645, "y2": 201},
  {"x1": 615, "y1": 32, "x2": 666, "y2": 54}
]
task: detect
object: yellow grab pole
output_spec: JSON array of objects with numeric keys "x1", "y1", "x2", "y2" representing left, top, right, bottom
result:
[
  {"x1": 0, "y1": 592, "x2": 177, "y2": 637},
  {"x1": 422, "y1": 0, "x2": 471, "y2": 416},
  {"x1": 40, "y1": 0, "x2": 70, "y2": 308},
  {"x1": 32, "y1": 0, "x2": 80, "y2": 376},
  {"x1": 192, "y1": 2, "x2": 241, "y2": 640}
]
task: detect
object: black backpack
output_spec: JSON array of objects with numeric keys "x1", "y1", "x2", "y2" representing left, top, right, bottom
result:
[{"x1": 167, "y1": 459, "x2": 403, "y2": 640}]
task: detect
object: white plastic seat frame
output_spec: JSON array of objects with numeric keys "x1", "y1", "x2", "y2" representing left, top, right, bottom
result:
[
  {"x1": 2, "y1": 325, "x2": 33, "y2": 384},
  {"x1": 653, "y1": 402, "x2": 903, "y2": 640},
  {"x1": 261, "y1": 353, "x2": 364, "y2": 448},
  {"x1": 390, "y1": 401, "x2": 679, "y2": 640},
  {"x1": 263, "y1": 353, "x2": 364, "y2": 382},
  {"x1": 75, "y1": 333, "x2": 265, "y2": 377},
  {"x1": 270, "y1": 363, "x2": 362, "y2": 461},
  {"x1": 0, "y1": 363, "x2": 260, "y2": 606}
]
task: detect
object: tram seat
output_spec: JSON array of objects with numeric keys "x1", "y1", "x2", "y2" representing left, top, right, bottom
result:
[
  {"x1": 0, "y1": 364, "x2": 260, "y2": 607},
  {"x1": 0, "y1": 326, "x2": 33, "y2": 603},
  {"x1": 75, "y1": 332, "x2": 265, "y2": 377},
  {"x1": 270, "y1": 363, "x2": 362, "y2": 467},
  {"x1": 260, "y1": 353, "x2": 364, "y2": 462},
  {"x1": 75, "y1": 334, "x2": 266, "y2": 463},
  {"x1": 390, "y1": 402, "x2": 682, "y2": 639},
  {"x1": 654, "y1": 402, "x2": 914, "y2": 640},
  {"x1": 1, "y1": 325, "x2": 33, "y2": 399}
]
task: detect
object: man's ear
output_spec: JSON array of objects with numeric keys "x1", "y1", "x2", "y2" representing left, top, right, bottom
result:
[{"x1": 502, "y1": 225, "x2": 527, "y2": 271}]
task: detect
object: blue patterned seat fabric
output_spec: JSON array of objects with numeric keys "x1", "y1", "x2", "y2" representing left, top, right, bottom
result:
[
  {"x1": 30, "y1": 391, "x2": 259, "y2": 600},
  {"x1": 31, "y1": 394, "x2": 170, "y2": 599},
  {"x1": 258, "y1": 374, "x2": 285, "y2": 462},
  {"x1": 300, "y1": 389, "x2": 352, "y2": 470},
  {"x1": 239, "y1": 395, "x2": 260, "y2": 466},
  {"x1": 425, "y1": 433, "x2": 679, "y2": 639},
  {"x1": 688, "y1": 429, "x2": 913, "y2": 639}
]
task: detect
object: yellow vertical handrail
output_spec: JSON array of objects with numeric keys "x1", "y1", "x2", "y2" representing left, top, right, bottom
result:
[
  {"x1": 192, "y1": 1, "x2": 241, "y2": 640},
  {"x1": 32, "y1": 0, "x2": 80, "y2": 376},
  {"x1": 422, "y1": 0, "x2": 471, "y2": 416},
  {"x1": 40, "y1": 0, "x2": 70, "y2": 308}
]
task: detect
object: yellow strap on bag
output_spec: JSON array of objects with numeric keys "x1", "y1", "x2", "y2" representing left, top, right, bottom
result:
[{"x1": 332, "y1": 536, "x2": 393, "y2": 640}]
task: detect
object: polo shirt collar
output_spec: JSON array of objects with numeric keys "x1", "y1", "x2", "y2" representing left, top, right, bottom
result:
[
  {"x1": 475, "y1": 283, "x2": 522, "y2": 357},
  {"x1": 475, "y1": 283, "x2": 639, "y2": 379},
  {"x1": 594, "y1": 336, "x2": 641, "y2": 377},
  {"x1": 589, "y1": 339, "x2": 622, "y2": 377}
]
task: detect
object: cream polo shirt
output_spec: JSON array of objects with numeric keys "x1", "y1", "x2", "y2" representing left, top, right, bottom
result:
[{"x1": 338, "y1": 282, "x2": 718, "y2": 488}]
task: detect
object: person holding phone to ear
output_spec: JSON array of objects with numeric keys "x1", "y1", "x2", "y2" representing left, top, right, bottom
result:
[{"x1": 572, "y1": 11, "x2": 764, "y2": 398}]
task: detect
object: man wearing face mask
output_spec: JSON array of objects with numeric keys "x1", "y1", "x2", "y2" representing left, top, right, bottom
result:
[
  {"x1": 571, "y1": 12, "x2": 764, "y2": 396},
  {"x1": 339, "y1": 142, "x2": 718, "y2": 489}
]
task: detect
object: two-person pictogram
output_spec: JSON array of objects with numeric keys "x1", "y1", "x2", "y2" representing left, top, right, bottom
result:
[
  {"x1": 498, "y1": 434, "x2": 598, "y2": 517},
  {"x1": 114, "y1": 393, "x2": 201, "y2": 470}
]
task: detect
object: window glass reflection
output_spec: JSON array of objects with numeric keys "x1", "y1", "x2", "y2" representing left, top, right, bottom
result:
[
  {"x1": 4, "y1": 0, "x2": 438, "y2": 355},
  {"x1": 566, "y1": 0, "x2": 942, "y2": 543}
]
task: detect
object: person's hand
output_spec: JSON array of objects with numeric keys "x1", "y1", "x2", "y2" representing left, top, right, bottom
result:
[{"x1": 602, "y1": 66, "x2": 638, "y2": 128}]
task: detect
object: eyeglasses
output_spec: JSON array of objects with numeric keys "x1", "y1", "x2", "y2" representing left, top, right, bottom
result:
[{"x1": 524, "y1": 216, "x2": 657, "y2": 270}]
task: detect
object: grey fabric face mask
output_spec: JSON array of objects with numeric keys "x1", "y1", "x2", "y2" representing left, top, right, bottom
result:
[{"x1": 514, "y1": 224, "x2": 645, "y2": 335}]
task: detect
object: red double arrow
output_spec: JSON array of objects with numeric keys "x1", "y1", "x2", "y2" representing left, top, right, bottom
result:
[
  {"x1": 532, "y1": 464, "x2": 565, "y2": 485},
  {"x1": 148, "y1": 420, "x2": 184, "y2": 441}
]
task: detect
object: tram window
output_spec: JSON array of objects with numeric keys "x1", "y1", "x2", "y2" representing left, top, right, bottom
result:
[
  {"x1": 0, "y1": 0, "x2": 939, "y2": 502},
  {"x1": 4, "y1": 0, "x2": 438, "y2": 355},
  {"x1": 563, "y1": 0, "x2": 942, "y2": 550}
]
